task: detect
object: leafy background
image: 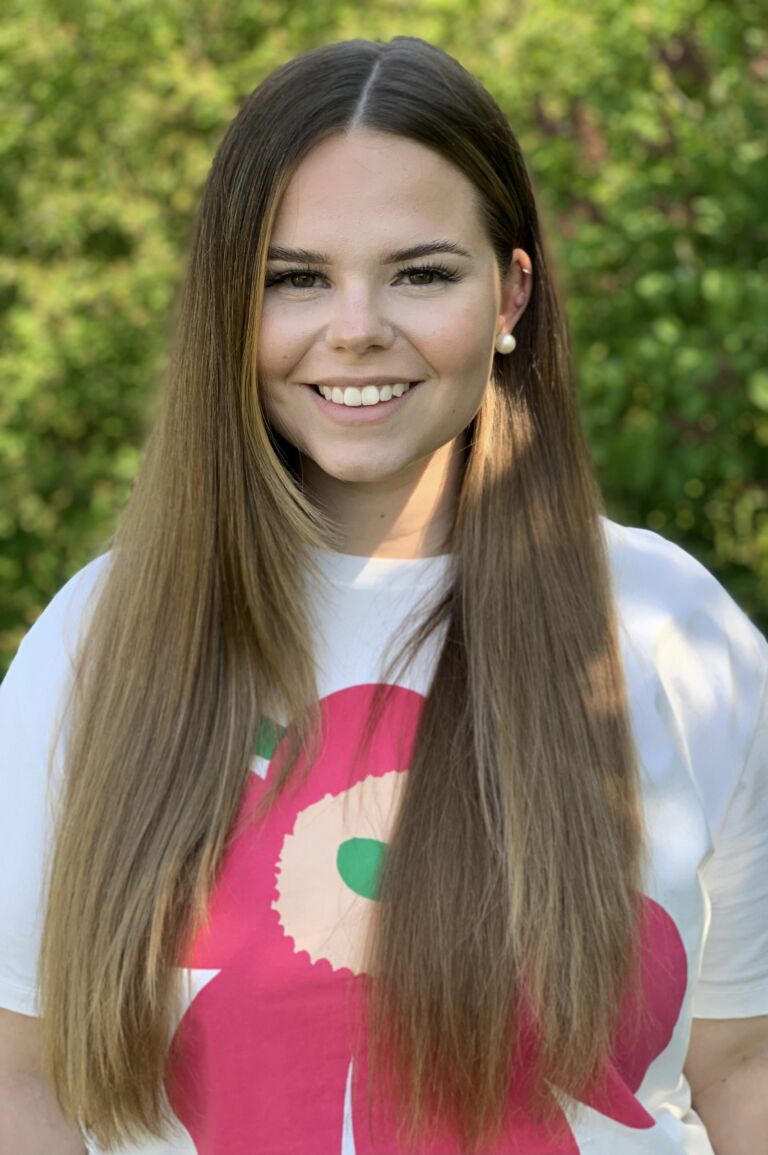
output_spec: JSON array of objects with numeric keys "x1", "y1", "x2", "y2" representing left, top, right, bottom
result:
[{"x1": 1, "y1": 0, "x2": 766, "y2": 678}]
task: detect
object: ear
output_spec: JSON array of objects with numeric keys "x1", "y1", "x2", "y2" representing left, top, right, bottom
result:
[{"x1": 496, "y1": 247, "x2": 533, "y2": 343}]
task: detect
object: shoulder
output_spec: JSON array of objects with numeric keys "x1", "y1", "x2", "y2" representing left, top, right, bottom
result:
[
  {"x1": 7, "y1": 551, "x2": 114, "y2": 684},
  {"x1": 601, "y1": 516, "x2": 757, "y2": 624},
  {"x1": 600, "y1": 517, "x2": 768, "y2": 832},
  {"x1": 600, "y1": 516, "x2": 767, "y2": 682},
  {"x1": 1, "y1": 552, "x2": 114, "y2": 765}
]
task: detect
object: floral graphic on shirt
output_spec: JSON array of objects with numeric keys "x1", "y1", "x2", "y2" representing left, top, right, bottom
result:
[
  {"x1": 166, "y1": 684, "x2": 688, "y2": 1155},
  {"x1": 273, "y1": 768, "x2": 403, "y2": 973}
]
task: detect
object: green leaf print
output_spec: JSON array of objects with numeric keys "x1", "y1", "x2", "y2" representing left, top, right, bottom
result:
[
  {"x1": 254, "y1": 715, "x2": 286, "y2": 760},
  {"x1": 337, "y1": 837, "x2": 387, "y2": 900}
]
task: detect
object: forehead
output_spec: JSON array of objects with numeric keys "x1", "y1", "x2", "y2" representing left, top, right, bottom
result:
[{"x1": 271, "y1": 131, "x2": 484, "y2": 249}]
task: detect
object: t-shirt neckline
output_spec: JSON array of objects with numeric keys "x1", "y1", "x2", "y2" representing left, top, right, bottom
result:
[{"x1": 306, "y1": 546, "x2": 452, "y2": 590}]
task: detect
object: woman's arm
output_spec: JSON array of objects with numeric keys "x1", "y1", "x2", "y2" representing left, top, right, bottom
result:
[
  {"x1": 0, "y1": 1007, "x2": 87, "y2": 1155},
  {"x1": 685, "y1": 1015, "x2": 768, "y2": 1155}
]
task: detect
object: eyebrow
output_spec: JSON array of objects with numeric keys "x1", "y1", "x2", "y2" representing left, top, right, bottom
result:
[{"x1": 265, "y1": 240, "x2": 473, "y2": 264}]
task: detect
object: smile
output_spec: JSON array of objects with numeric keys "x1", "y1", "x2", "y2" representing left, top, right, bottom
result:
[
  {"x1": 304, "y1": 381, "x2": 423, "y2": 425},
  {"x1": 315, "y1": 382, "x2": 414, "y2": 407}
]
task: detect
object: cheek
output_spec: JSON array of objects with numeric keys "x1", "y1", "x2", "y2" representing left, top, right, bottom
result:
[
  {"x1": 422, "y1": 301, "x2": 493, "y2": 368},
  {"x1": 257, "y1": 305, "x2": 303, "y2": 377},
  {"x1": 257, "y1": 293, "x2": 316, "y2": 369},
  {"x1": 258, "y1": 377, "x2": 296, "y2": 434}
]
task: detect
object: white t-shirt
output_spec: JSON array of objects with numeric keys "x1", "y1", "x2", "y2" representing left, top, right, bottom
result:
[{"x1": 1, "y1": 517, "x2": 767, "y2": 1155}]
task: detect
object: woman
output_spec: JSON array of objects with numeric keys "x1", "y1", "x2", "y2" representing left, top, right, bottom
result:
[{"x1": 1, "y1": 35, "x2": 766, "y2": 1155}]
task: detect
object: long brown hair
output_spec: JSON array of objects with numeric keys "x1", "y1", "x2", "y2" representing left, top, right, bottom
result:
[{"x1": 38, "y1": 35, "x2": 650, "y2": 1153}]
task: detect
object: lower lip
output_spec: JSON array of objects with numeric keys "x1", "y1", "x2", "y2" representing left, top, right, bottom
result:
[{"x1": 303, "y1": 382, "x2": 423, "y2": 425}]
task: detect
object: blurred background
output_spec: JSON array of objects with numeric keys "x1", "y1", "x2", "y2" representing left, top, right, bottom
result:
[{"x1": 1, "y1": 0, "x2": 766, "y2": 678}]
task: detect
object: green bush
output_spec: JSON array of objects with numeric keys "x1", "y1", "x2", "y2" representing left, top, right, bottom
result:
[{"x1": 1, "y1": 0, "x2": 765, "y2": 677}]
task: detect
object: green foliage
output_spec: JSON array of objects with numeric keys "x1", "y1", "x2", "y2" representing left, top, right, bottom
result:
[{"x1": 1, "y1": 0, "x2": 766, "y2": 676}]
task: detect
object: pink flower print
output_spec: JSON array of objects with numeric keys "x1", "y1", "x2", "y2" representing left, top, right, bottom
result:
[{"x1": 166, "y1": 684, "x2": 688, "y2": 1154}]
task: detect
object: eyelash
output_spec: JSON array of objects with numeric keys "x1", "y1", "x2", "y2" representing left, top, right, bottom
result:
[{"x1": 264, "y1": 262, "x2": 462, "y2": 289}]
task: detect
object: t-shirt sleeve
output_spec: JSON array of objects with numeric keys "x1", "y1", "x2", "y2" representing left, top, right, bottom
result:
[
  {"x1": 0, "y1": 554, "x2": 110, "y2": 1017},
  {"x1": 0, "y1": 628, "x2": 60, "y2": 1016},
  {"x1": 612, "y1": 523, "x2": 768, "y2": 1021},
  {"x1": 690, "y1": 627, "x2": 768, "y2": 1019},
  {"x1": 0, "y1": 631, "x2": 57, "y2": 1015}
]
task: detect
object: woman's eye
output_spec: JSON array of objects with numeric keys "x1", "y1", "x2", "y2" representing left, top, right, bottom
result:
[
  {"x1": 264, "y1": 269, "x2": 319, "y2": 289},
  {"x1": 399, "y1": 265, "x2": 459, "y2": 285},
  {"x1": 265, "y1": 264, "x2": 460, "y2": 290}
]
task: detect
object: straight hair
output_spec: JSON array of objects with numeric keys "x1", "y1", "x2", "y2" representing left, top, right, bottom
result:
[{"x1": 38, "y1": 36, "x2": 650, "y2": 1153}]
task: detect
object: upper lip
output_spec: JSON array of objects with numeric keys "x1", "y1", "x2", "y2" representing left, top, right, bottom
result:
[{"x1": 309, "y1": 376, "x2": 421, "y2": 388}]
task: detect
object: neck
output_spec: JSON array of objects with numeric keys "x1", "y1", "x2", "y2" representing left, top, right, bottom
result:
[{"x1": 299, "y1": 435, "x2": 464, "y2": 559}]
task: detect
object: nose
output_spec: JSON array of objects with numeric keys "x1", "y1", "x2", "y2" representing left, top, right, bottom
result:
[{"x1": 323, "y1": 282, "x2": 396, "y2": 353}]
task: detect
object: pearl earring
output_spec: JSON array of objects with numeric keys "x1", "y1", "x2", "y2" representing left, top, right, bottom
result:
[{"x1": 495, "y1": 332, "x2": 516, "y2": 354}]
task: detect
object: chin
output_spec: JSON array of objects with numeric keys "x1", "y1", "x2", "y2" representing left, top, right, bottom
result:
[{"x1": 312, "y1": 454, "x2": 409, "y2": 484}]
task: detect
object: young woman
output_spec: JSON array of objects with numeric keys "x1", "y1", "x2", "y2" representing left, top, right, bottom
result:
[{"x1": 1, "y1": 35, "x2": 766, "y2": 1155}]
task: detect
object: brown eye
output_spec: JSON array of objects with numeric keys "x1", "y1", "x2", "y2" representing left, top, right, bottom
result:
[
  {"x1": 265, "y1": 268, "x2": 323, "y2": 290},
  {"x1": 397, "y1": 264, "x2": 461, "y2": 285},
  {"x1": 289, "y1": 272, "x2": 319, "y2": 288}
]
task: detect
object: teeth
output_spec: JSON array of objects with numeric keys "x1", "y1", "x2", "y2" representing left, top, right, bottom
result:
[{"x1": 317, "y1": 382, "x2": 412, "y2": 406}]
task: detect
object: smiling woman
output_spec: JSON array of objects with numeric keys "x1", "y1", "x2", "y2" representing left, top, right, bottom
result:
[
  {"x1": 0, "y1": 33, "x2": 766, "y2": 1155},
  {"x1": 256, "y1": 130, "x2": 532, "y2": 556}
]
